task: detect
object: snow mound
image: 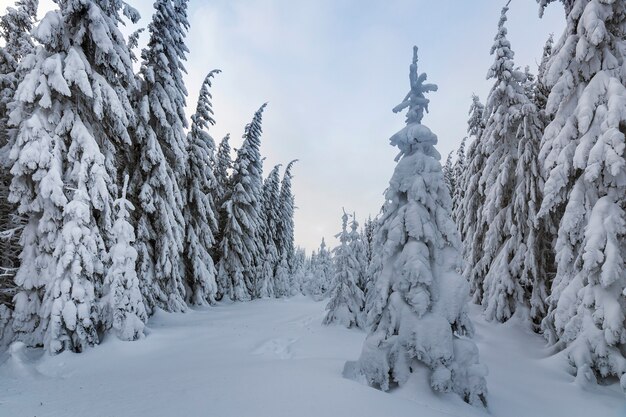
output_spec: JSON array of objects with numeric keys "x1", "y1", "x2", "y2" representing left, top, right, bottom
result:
[{"x1": 1, "y1": 342, "x2": 41, "y2": 379}]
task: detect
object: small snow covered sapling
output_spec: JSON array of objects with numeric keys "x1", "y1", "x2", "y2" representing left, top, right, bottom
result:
[
  {"x1": 345, "y1": 46, "x2": 488, "y2": 406},
  {"x1": 45, "y1": 188, "x2": 100, "y2": 354},
  {"x1": 103, "y1": 175, "x2": 147, "y2": 341},
  {"x1": 323, "y1": 211, "x2": 364, "y2": 328}
]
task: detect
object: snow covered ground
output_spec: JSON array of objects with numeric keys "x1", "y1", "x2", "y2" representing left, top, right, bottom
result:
[{"x1": 0, "y1": 296, "x2": 624, "y2": 417}]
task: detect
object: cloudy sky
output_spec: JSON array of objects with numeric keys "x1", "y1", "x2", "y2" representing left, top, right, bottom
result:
[{"x1": 6, "y1": 0, "x2": 565, "y2": 252}]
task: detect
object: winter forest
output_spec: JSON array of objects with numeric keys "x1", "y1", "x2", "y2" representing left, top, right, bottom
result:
[{"x1": 0, "y1": 0, "x2": 625, "y2": 416}]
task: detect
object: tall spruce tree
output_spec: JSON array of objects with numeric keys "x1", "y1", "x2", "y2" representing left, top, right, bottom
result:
[
  {"x1": 213, "y1": 133, "x2": 231, "y2": 264},
  {"x1": 476, "y1": 4, "x2": 533, "y2": 322},
  {"x1": 348, "y1": 214, "x2": 367, "y2": 295},
  {"x1": 451, "y1": 137, "x2": 466, "y2": 223},
  {"x1": 361, "y1": 216, "x2": 380, "y2": 322},
  {"x1": 461, "y1": 94, "x2": 488, "y2": 302},
  {"x1": 8, "y1": 0, "x2": 138, "y2": 350},
  {"x1": 515, "y1": 88, "x2": 550, "y2": 326},
  {"x1": 183, "y1": 70, "x2": 220, "y2": 306},
  {"x1": 132, "y1": 0, "x2": 190, "y2": 313},
  {"x1": 216, "y1": 104, "x2": 266, "y2": 301},
  {"x1": 537, "y1": 0, "x2": 626, "y2": 388},
  {"x1": 214, "y1": 134, "x2": 232, "y2": 208},
  {"x1": 258, "y1": 164, "x2": 281, "y2": 298},
  {"x1": 0, "y1": 0, "x2": 38, "y2": 339},
  {"x1": 0, "y1": 0, "x2": 37, "y2": 148},
  {"x1": 347, "y1": 47, "x2": 487, "y2": 405},
  {"x1": 277, "y1": 160, "x2": 297, "y2": 268},
  {"x1": 442, "y1": 151, "x2": 455, "y2": 196},
  {"x1": 535, "y1": 34, "x2": 554, "y2": 124}
]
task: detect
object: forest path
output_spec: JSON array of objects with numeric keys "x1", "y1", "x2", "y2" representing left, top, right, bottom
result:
[{"x1": 0, "y1": 296, "x2": 623, "y2": 417}]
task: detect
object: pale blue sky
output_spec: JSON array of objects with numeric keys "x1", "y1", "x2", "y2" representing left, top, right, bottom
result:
[{"x1": 5, "y1": 0, "x2": 565, "y2": 251}]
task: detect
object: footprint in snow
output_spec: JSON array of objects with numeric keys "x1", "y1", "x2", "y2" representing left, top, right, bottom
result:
[
  {"x1": 252, "y1": 338, "x2": 298, "y2": 360},
  {"x1": 286, "y1": 314, "x2": 322, "y2": 328}
]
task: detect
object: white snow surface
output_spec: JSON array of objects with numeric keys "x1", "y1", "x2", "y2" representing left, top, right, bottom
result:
[{"x1": 0, "y1": 296, "x2": 623, "y2": 417}]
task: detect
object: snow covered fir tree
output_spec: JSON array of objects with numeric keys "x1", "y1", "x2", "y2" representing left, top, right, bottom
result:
[
  {"x1": 0, "y1": 0, "x2": 625, "y2": 414},
  {"x1": 132, "y1": 0, "x2": 190, "y2": 314},
  {"x1": 216, "y1": 104, "x2": 266, "y2": 301},
  {"x1": 535, "y1": 0, "x2": 626, "y2": 389},
  {"x1": 467, "y1": 3, "x2": 550, "y2": 324},
  {"x1": 182, "y1": 70, "x2": 220, "y2": 306},
  {"x1": 345, "y1": 47, "x2": 487, "y2": 406},
  {"x1": 323, "y1": 211, "x2": 364, "y2": 328}
]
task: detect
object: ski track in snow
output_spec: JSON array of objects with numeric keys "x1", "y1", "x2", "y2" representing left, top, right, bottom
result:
[{"x1": 0, "y1": 296, "x2": 624, "y2": 417}]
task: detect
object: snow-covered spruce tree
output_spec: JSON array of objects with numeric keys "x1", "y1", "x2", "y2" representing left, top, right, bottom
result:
[
  {"x1": 536, "y1": 0, "x2": 626, "y2": 388},
  {"x1": 475, "y1": 4, "x2": 536, "y2": 322},
  {"x1": 0, "y1": 0, "x2": 37, "y2": 148},
  {"x1": 277, "y1": 160, "x2": 297, "y2": 266},
  {"x1": 276, "y1": 159, "x2": 298, "y2": 297},
  {"x1": 216, "y1": 104, "x2": 266, "y2": 301},
  {"x1": 290, "y1": 247, "x2": 307, "y2": 295},
  {"x1": 347, "y1": 47, "x2": 487, "y2": 406},
  {"x1": 316, "y1": 238, "x2": 334, "y2": 297},
  {"x1": 213, "y1": 133, "x2": 231, "y2": 264},
  {"x1": 362, "y1": 216, "x2": 381, "y2": 322},
  {"x1": 214, "y1": 133, "x2": 232, "y2": 210},
  {"x1": 515, "y1": 93, "x2": 551, "y2": 327},
  {"x1": 8, "y1": 0, "x2": 138, "y2": 349},
  {"x1": 303, "y1": 238, "x2": 333, "y2": 299},
  {"x1": 348, "y1": 213, "x2": 367, "y2": 295},
  {"x1": 459, "y1": 95, "x2": 487, "y2": 299},
  {"x1": 132, "y1": 0, "x2": 190, "y2": 313},
  {"x1": 302, "y1": 250, "x2": 317, "y2": 296},
  {"x1": 323, "y1": 211, "x2": 364, "y2": 328},
  {"x1": 101, "y1": 176, "x2": 146, "y2": 341},
  {"x1": 451, "y1": 137, "x2": 466, "y2": 223},
  {"x1": 258, "y1": 164, "x2": 281, "y2": 298},
  {"x1": 464, "y1": 7, "x2": 521, "y2": 310},
  {"x1": 442, "y1": 151, "x2": 454, "y2": 196},
  {"x1": 531, "y1": 34, "x2": 559, "y2": 317},
  {"x1": 274, "y1": 255, "x2": 290, "y2": 298},
  {"x1": 0, "y1": 0, "x2": 37, "y2": 339},
  {"x1": 535, "y1": 34, "x2": 554, "y2": 123},
  {"x1": 126, "y1": 28, "x2": 144, "y2": 64},
  {"x1": 362, "y1": 216, "x2": 376, "y2": 268},
  {"x1": 182, "y1": 70, "x2": 220, "y2": 306}
]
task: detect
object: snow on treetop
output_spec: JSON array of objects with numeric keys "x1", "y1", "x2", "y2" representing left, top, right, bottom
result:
[
  {"x1": 389, "y1": 46, "x2": 439, "y2": 161},
  {"x1": 392, "y1": 46, "x2": 438, "y2": 125}
]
